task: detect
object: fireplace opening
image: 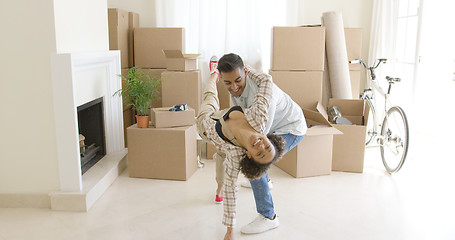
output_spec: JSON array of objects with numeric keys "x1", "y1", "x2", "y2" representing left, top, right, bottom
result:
[{"x1": 77, "y1": 97, "x2": 106, "y2": 175}]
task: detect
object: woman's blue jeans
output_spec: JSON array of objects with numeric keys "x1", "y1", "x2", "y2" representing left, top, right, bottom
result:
[{"x1": 249, "y1": 133, "x2": 305, "y2": 218}]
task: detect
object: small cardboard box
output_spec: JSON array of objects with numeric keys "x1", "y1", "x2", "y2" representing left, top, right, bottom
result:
[
  {"x1": 345, "y1": 28, "x2": 363, "y2": 71},
  {"x1": 127, "y1": 124, "x2": 197, "y2": 180},
  {"x1": 161, "y1": 70, "x2": 201, "y2": 114},
  {"x1": 108, "y1": 8, "x2": 129, "y2": 68},
  {"x1": 269, "y1": 70, "x2": 323, "y2": 109},
  {"x1": 272, "y1": 26, "x2": 326, "y2": 71},
  {"x1": 274, "y1": 103, "x2": 342, "y2": 178},
  {"x1": 134, "y1": 28, "x2": 185, "y2": 69},
  {"x1": 128, "y1": 12, "x2": 139, "y2": 67},
  {"x1": 150, "y1": 107, "x2": 195, "y2": 128},
  {"x1": 329, "y1": 98, "x2": 370, "y2": 173},
  {"x1": 163, "y1": 50, "x2": 199, "y2": 71}
]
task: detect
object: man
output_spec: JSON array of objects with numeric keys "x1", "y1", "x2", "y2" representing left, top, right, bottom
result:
[{"x1": 214, "y1": 53, "x2": 307, "y2": 235}]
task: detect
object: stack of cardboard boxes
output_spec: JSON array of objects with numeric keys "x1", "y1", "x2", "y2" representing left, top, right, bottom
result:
[
  {"x1": 127, "y1": 108, "x2": 197, "y2": 180},
  {"x1": 269, "y1": 26, "x2": 342, "y2": 178},
  {"x1": 267, "y1": 26, "x2": 368, "y2": 177}
]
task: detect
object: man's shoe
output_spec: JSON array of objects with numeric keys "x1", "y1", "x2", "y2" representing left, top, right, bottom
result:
[
  {"x1": 240, "y1": 178, "x2": 273, "y2": 189},
  {"x1": 215, "y1": 195, "x2": 223, "y2": 204},
  {"x1": 209, "y1": 56, "x2": 219, "y2": 82},
  {"x1": 240, "y1": 214, "x2": 279, "y2": 234}
]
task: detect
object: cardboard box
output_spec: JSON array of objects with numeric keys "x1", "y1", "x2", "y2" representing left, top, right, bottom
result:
[
  {"x1": 270, "y1": 70, "x2": 323, "y2": 109},
  {"x1": 345, "y1": 28, "x2": 363, "y2": 71},
  {"x1": 350, "y1": 70, "x2": 361, "y2": 99},
  {"x1": 274, "y1": 103, "x2": 342, "y2": 177},
  {"x1": 272, "y1": 26, "x2": 325, "y2": 71},
  {"x1": 163, "y1": 50, "x2": 199, "y2": 71},
  {"x1": 128, "y1": 12, "x2": 139, "y2": 67},
  {"x1": 123, "y1": 107, "x2": 134, "y2": 147},
  {"x1": 120, "y1": 68, "x2": 166, "y2": 110},
  {"x1": 161, "y1": 70, "x2": 201, "y2": 114},
  {"x1": 206, "y1": 142, "x2": 217, "y2": 159},
  {"x1": 108, "y1": 8, "x2": 129, "y2": 68},
  {"x1": 150, "y1": 107, "x2": 195, "y2": 128},
  {"x1": 127, "y1": 124, "x2": 197, "y2": 180},
  {"x1": 134, "y1": 28, "x2": 185, "y2": 68},
  {"x1": 329, "y1": 99, "x2": 370, "y2": 173},
  {"x1": 142, "y1": 69, "x2": 166, "y2": 108}
]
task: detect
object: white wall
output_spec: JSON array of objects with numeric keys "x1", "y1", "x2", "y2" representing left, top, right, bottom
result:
[
  {"x1": 0, "y1": 0, "x2": 60, "y2": 193},
  {"x1": 54, "y1": 0, "x2": 109, "y2": 53},
  {"x1": 0, "y1": 0, "x2": 110, "y2": 194},
  {"x1": 107, "y1": 0, "x2": 157, "y2": 27}
]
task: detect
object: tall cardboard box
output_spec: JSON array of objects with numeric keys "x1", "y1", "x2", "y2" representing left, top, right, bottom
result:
[
  {"x1": 134, "y1": 28, "x2": 185, "y2": 68},
  {"x1": 329, "y1": 99, "x2": 370, "y2": 173},
  {"x1": 350, "y1": 70, "x2": 361, "y2": 99},
  {"x1": 272, "y1": 26, "x2": 326, "y2": 71},
  {"x1": 161, "y1": 71, "x2": 201, "y2": 114},
  {"x1": 127, "y1": 124, "x2": 197, "y2": 180},
  {"x1": 270, "y1": 71, "x2": 323, "y2": 109},
  {"x1": 122, "y1": 107, "x2": 134, "y2": 147},
  {"x1": 274, "y1": 103, "x2": 342, "y2": 177},
  {"x1": 345, "y1": 28, "x2": 363, "y2": 71},
  {"x1": 128, "y1": 12, "x2": 139, "y2": 67},
  {"x1": 108, "y1": 9, "x2": 129, "y2": 68}
]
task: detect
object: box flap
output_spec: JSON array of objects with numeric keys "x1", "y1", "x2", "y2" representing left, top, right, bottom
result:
[
  {"x1": 163, "y1": 50, "x2": 184, "y2": 58},
  {"x1": 163, "y1": 50, "x2": 200, "y2": 60},
  {"x1": 302, "y1": 106, "x2": 342, "y2": 136},
  {"x1": 182, "y1": 54, "x2": 200, "y2": 59}
]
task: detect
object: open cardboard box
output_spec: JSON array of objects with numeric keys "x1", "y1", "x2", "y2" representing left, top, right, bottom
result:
[
  {"x1": 274, "y1": 102, "x2": 342, "y2": 178},
  {"x1": 150, "y1": 107, "x2": 195, "y2": 128},
  {"x1": 163, "y1": 50, "x2": 199, "y2": 71},
  {"x1": 329, "y1": 98, "x2": 370, "y2": 173}
]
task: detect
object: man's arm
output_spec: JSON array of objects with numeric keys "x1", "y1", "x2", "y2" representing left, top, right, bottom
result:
[{"x1": 243, "y1": 66, "x2": 273, "y2": 133}]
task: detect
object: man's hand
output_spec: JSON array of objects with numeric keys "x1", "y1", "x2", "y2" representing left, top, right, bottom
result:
[{"x1": 224, "y1": 227, "x2": 234, "y2": 240}]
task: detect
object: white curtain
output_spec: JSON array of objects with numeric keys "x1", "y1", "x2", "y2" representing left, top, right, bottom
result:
[
  {"x1": 151, "y1": 0, "x2": 303, "y2": 84},
  {"x1": 367, "y1": 0, "x2": 399, "y2": 88}
]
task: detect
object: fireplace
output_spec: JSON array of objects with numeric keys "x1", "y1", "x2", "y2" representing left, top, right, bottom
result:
[
  {"x1": 50, "y1": 51, "x2": 126, "y2": 211},
  {"x1": 77, "y1": 97, "x2": 106, "y2": 174}
]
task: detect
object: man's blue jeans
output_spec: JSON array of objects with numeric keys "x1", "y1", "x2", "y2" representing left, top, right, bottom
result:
[{"x1": 249, "y1": 133, "x2": 305, "y2": 218}]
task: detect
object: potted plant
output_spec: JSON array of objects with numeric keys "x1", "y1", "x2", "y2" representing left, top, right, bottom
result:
[{"x1": 114, "y1": 67, "x2": 161, "y2": 128}]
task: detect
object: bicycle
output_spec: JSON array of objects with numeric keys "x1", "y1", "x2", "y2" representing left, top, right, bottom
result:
[{"x1": 350, "y1": 58, "x2": 409, "y2": 173}]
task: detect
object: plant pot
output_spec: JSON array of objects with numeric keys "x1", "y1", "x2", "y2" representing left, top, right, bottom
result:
[{"x1": 136, "y1": 115, "x2": 150, "y2": 128}]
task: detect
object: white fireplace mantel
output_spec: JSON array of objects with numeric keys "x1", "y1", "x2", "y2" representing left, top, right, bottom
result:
[{"x1": 50, "y1": 51, "x2": 126, "y2": 211}]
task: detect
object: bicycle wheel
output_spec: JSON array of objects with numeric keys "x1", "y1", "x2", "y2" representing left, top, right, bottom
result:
[
  {"x1": 364, "y1": 96, "x2": 377, "y2": 146},
  {"x1": 380, "y1": 106, "x2": 409, "y2": 173}
]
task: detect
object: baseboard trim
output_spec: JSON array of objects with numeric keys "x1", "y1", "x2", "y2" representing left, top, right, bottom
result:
[{"x1": 0, "y1": 193, "x2": 51, "y2": 208}]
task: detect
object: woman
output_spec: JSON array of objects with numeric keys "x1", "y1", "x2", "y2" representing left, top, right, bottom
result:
[{"x1": 196, "y1": 63, "x2": 285, "y2": 239}]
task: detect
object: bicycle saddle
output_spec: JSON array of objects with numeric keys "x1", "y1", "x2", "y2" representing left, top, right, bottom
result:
[{"x1": 386, "y1": 76, "x2": 401, "y2": 83}]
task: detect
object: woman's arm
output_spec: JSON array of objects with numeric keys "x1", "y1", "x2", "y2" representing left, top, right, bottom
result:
[{"x1": 243, "y1": 66, "x2": 273, "y2": 133}]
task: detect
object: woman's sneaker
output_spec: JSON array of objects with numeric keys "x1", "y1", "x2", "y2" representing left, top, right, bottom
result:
[{"x1": 215, "y1": 195, "x2": 223, "y2": 204}]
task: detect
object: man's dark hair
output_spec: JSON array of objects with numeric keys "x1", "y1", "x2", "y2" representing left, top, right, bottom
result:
[
  {"x1": 240, "y1": 134, "x2": 286, "y2": 180},
  {"x1": 217, "y1": 53, "x2": 244, "y2": 73}
]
